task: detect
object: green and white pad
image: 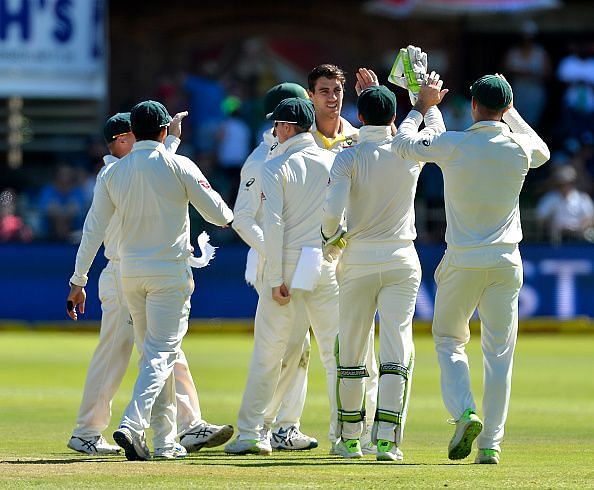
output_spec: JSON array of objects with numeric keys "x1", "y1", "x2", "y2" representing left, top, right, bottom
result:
[
  {"x1": 371, "y1": 357, "x2": 414, "y2": 445},
  {"x1": 335, "y1": 336, "x2": 368, "y2": 437}
]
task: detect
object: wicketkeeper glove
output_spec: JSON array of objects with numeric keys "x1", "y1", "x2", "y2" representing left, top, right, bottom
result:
[
  {"x1": 321, "y1": 227, "x2": 347, "y2": 262},
  {"x1": 388, "y1": 45, "x2": 428, "y2": 105}
]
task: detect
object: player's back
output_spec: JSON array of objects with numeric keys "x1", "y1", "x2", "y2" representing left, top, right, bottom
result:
[
  {"x1": 341, "y1": 126, "x2": 420, "y2": 243},
  {"x1": 438, "y1": 122, "x2": 532, "y2": 247},
  {"x1": 103, "y1": 141, "x2": 193, "y2": 277}
]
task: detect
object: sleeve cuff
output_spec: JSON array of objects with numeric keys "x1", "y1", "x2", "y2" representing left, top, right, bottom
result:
[{"x1": 69, "y1": 273, "x2": 87, "y2": 287}]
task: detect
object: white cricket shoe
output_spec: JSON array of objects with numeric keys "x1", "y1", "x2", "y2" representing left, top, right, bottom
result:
[
  {"x1": 360, "y1": 431, "x2": 377, "y2": 455},
  {"x1": 376, "y1": 439, "x2": 404, "y2": 462},
  {"x1": 271, "y1": 426, "x2": 318, "y2": 451},
  {"x1": 154, "y1": 443, "x2": 188, "y2": 459},
  {"x1": 67, "y1": 435, "x2": 121, "y2": 455},
  {"x1": 179, "y1": 422, "x2": 234, "y2": 452},
  {"x1": 224, "y1": 437, "x2": 272, "y2": 455},
  {"x1": 475, "y1": 448, "x2": 500, "y2": 464},
  {"x1": 112, "y1": 427, "x2": 151, "y2": 461},
  {"x1": 332, "y1": 439, "x2": 363, "y2": 459},
  {"x1": 448, "y1": 409, "x2": 483, "y2": 460}
]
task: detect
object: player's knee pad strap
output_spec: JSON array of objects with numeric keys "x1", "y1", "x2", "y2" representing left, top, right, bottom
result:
[
  {"x1": 379, "y1": 362, "x2": 409, "y2": 380},
  {"x1": 337, "y1": 365, "x2": 369, "y2": 379},
  {"x1": 338, "y1": 408, "x2": 366, "y2": 424},
  {"x1": 374, "y1": 408, "x2": 402, "y2": 425}
]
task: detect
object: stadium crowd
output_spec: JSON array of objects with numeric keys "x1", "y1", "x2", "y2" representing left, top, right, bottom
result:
[{"x1": 2, "y1": 33, "x2": 594, "y2": 246}]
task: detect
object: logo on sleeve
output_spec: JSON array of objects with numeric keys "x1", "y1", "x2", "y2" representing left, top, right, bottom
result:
[
  {"x1": 199, "y1": 180, "x2": 211, "y2": 189},
  {"x1": 421, "y1": 139, "x2": 430, "y2": 146},
  {"x1": 270, "y1": 142, "x2": 278, "y2": 152},
  {"x1": 246, "y1": 178, "x2": 255, "y2": 188}
]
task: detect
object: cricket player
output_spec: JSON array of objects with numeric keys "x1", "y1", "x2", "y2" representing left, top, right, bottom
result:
[
  {"x1": 393, "y1": 74, "x2": 550, "y2": 464},
  {"x1": 66, "y1": 112, "x2": 233, "y2": 457},
  {"x1": 308, "y1": 64, "x2": 379, "y2": 453},
  {"x1": 232, "y1": 82, "x2": 318, "y2": 451},
  {"x1": 67, "y1": 100, "x2": 233, "y2": 460},
  {"x1": 322, "y1": 84, "x2": 446, "y2": 461},
  {"x1": 225, "y1": 98, "x2": 338, "y2": 455}
]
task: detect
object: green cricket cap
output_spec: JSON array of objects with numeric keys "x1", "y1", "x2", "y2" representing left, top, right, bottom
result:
[
  {"x1": 470, "y1": 75, "x2": 513, "y2": 111},
  {"x1": 264, "y1": 83, "x2": 309, "y2": 115},
  {"x1": 357, "y1": 85, "x2": 396, "y2": 126},
  {"x1": 103, "y1": 112, "x2": 131, "y2": 142},
  {"x1": 267, "y1": 97, "x2": 315, "y2": 129},
  {"x1": 131, "y1": 100, "x2": 172, "y2": 134}
]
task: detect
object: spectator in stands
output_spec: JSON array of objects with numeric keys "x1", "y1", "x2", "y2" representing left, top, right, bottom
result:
[
  {"x1": 0, "y1": 189, "x2": 33, "y2": 243},
  {"x1": 216, "y1": 96, "x2": 252, "y2": 206},
  {"x1": 536, "y1": 165, "x2": 594, "y2": 244},
  {"x1": 38, "y1": 164, "x2": 87, "y2": 242},
  {"x1": 557, "y1": 42, "x2": 594, "y2": 140},
  {"x1": 503, "y1": 20, "x2": 551, "y2": 128}
]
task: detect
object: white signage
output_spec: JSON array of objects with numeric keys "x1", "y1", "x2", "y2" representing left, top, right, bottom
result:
[{"x1": 0, "y1": 0, "x2": 106, "y2": 98}]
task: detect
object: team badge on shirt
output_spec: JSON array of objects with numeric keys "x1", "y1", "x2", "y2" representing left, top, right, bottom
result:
[
  {"x1": 246, "y1": 178, "x2": 255, "y2": 188},
  {"x1": 199, "y1": 180, "x2": 211, "y2": 189}
]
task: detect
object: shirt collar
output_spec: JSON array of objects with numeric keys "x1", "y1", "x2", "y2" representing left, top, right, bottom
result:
[
  {"x1": 103, "y1": 154, "x2": 118, "y2": 166},
  {"x1": 262, "y1": 128, "x2": 276, "y2": 147},
  {"x1": 359, "y1": 125, "x2": 392, "y2": 143},
  {"x1": 274, "y1": 131, "x2": 316, "y2": 156},
  {"x1": 311, "y1": 116, "x2": 358, "y2": 150},
  {"x1": 466, "y1": 120, "x2": 509, "y2": 132},
  {"x1": 132, "y1": 140, "x2": 166, "y2": 152}
]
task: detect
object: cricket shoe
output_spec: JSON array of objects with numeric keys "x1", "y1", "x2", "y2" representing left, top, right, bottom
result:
[
  {"x1": 154, "y1": 443, "x2": 188, "y2": 460},
  {"x1": 67, "y1": 435, "x2": 121, "y2": 455},
  {"x1": 332, "y1": 439, "x2": 363, "y2": 459},
  {"x1": 360, "y1": 431, "x2": 377, "y2": 455},
  {"x1": 376, "y1": 439, "x2": 404, "y2": 462},
  {"x1": 448, "y1": 409, "x2": 483, "y2": 460},
  {"x1": 271, "y1": 426, "x2": 318, "y2": 451},
  {"x1": 179, "y1": 422, "x2": 234, "y2": 452},
  {"x1": 224, "y1": 437, "x2": 272, "y2": 455},
  {"x1": 112, "y1": 426, "x2": 151, "y2": 461},
  {"x1": 475, "y1": 448, "x2": 500, "y2": 465}
]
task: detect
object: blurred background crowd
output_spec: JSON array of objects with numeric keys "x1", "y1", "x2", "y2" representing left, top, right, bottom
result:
[{"x1": 2, "y1": 0, "x2": 594, "y2": 247}]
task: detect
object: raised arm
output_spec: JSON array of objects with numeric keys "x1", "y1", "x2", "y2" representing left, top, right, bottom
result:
[
  {"x1": 502, "y1": 107, "x2": 550, "y2": 168},
  {"x1": 181, "y1": 156, "x2": 233, "y2": 226}
]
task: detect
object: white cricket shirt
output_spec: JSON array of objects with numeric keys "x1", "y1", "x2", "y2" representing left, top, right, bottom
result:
[
  {"x1": 262, "y1": 132, "x2": 336, "y2": 287},
  {"x1": 70, "y1": 139, "x2": 233, "y2": 286}
]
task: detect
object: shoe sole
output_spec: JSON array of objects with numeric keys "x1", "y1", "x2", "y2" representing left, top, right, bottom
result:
[
  {"x1": 448, "y1": 420, "x2": 483, "y2": 460},
  {"x1": 224, "y1": 447, "x2": 272, "y2": 456},
  {"x1": 184, "y1": 425, "x2": 234, "y2": 452},
  {"x1": 271, "y1": 440, "x2": 319, "y2": 451},
  {"x1": 113, "y1": 430, "x2": 149, "y2": 461},
  {"x1": 377, "y1": 454, "x2": 403, "y2": 462},
  {"x1": 475, "y1": 456, "x2": 499, "y2": 464}
]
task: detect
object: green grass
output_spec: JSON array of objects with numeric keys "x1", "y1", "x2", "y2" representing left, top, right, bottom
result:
[{"x1": 0, "y1": 330, "x2": 593, "y2": 488}]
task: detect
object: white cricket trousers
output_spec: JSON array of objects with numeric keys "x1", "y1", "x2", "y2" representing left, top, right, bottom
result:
[
  {"x1": 72, "y1": 262, "x2": 204, "y2": 440},
  {"x1": 119, "y1": 266, "x2": 194, "y2": 450},
  {"x1": 337, "y1": 261, "x2": 420, "y2": 443},
  {"x1": 432, "y1": 256, "x2": 523, "y2": 452},
  {"x1": 237, "y1": 261, "x2": 340, "y2": 441}
]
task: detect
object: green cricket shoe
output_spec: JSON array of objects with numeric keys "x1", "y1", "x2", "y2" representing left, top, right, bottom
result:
[
  {"x1": 448, "y1": 409, "x2": 483, "y2": 460},
  {"x1": 333, "y1": 439, "x2": 363, "y2": 459},
  {"x1": 376, "y1": 439, "x2": 404, "y2": 462},
  {"x1": 475, "y1": 448, "x2": 500, "y2": 464}
]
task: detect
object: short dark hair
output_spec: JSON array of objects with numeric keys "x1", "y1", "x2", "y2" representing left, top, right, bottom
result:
[
  {"x1": 307, "y1": 64, "x2": 346, "y2": 92},
  {"x1": 132, "y1": 129, "x2": 163, "y2": 142}
]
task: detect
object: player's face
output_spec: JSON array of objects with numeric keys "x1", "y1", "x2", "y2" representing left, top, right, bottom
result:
[{"x1": 309, "y1": 77, "x2": 343, "y2": 120}]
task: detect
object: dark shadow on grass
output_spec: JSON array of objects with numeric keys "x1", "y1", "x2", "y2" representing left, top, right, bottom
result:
[{"x1": 1, "y1": 457, "x2": 119, "y2": 464}]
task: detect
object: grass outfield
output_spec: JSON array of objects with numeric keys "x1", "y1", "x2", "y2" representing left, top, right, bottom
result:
[{"x1": 0, "y1": 331, "x2": 593, "y2": 488}]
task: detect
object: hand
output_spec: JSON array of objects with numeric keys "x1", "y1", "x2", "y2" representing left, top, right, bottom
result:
[
  {"x1": 272, "y1": 284, "x2": 291, "y2": 306},
  {"x1": 355, "y1": 68, "x2": 379, "y2": 96},
  {"x1": 169, "y1": 111, "x2": 189, "y2": 138},
  {"x1": 67, "y1": 284, "x2": 86, "y2": 321},
  {"x1": 322, "y1": 226, "x2": 346, "y2": 262},
  {"x1": 413, "y1": 71, "x2": 448, "y2": 115}
]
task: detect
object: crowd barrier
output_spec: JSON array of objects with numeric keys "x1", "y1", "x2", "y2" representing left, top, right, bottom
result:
[{"x1": 1, "y1": 243, "x2": 593, "y2": 322}]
